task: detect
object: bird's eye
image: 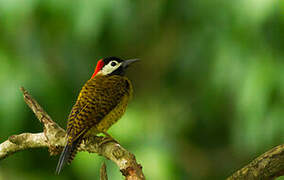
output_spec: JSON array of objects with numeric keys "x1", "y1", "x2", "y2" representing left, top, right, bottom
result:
[{"x1": 111, "y1": 61, "x2": 117, "y2": 66}]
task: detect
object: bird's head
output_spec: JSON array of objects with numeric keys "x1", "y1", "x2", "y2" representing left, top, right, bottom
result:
[{"x1": 91, "y1": 57, "x2": 139, "y2": 78}]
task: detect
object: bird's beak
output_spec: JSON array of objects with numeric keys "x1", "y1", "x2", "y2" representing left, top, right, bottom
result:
[{"x1": 122, "y1": 58, "x2": 140, "y2": 69}]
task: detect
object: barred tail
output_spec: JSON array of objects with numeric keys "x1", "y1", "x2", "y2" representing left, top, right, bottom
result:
[{"x1": 55, "y1": 137, "x2": 82, "y2": 174}]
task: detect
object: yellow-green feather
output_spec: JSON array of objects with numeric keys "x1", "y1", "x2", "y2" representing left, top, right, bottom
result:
[
  {"x1": 68, "y1": 75, "x2": 132, "y2": 140},
  {"x1": 67, "y1": 75, "x2": 132, "y2": 160},
  {"x1": 56, "y1": 75, "x2": 132, "y2": 174}
]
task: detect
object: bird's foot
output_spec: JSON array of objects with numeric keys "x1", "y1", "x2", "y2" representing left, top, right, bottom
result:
[{"x1": 98, "y1": 132, "x2": 119, "y2": 146}]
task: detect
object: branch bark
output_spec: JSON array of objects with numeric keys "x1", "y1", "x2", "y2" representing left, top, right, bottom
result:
[
  {"x1": 227, "y1": 144, "x2": 284, "y2": 180},
  {"x1": 0, "y1": 87, "x2": 145, "y2": 180},
  {"x1": 2, "y1": 87, "x2": 283, "y2": 179}
]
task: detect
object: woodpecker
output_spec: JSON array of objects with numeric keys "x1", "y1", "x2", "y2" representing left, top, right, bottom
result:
[{"x1": 56, "y1": 57, "x2": 139, "y2": 174}]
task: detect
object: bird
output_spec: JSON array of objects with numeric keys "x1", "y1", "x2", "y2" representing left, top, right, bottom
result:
[{"x1": 55, "y1": 57, "x2": 139, "y2": 174}]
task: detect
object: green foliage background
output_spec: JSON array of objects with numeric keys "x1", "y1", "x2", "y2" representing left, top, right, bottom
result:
[{"x1": 0, "y1": 0, "x2": 283, "y2": 179}]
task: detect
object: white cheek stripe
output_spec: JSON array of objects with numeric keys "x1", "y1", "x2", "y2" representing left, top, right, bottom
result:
[{"x1": 98, "y1": 62, "x2": 122, "y2": 75}]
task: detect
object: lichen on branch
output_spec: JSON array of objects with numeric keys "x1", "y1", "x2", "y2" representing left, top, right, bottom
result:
[
  {"x1": 0, "y1": 87, "x2": 283, "y2": 179},
  {"x1": 227, "y1": 144, "x2": 284, "y2": 180},
  {"x1": 0, "y1": 87, "x2": 145, "y2": 180}
]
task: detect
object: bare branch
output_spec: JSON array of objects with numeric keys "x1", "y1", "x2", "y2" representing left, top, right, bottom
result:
[
  {"x1": 0, "y1": 133, "x2": 48, "y2": 160},
  {"x1": 1, "y1": 87, "x2": 283, "y2": 179},
  {"x1": 0, "y1": 87, "x2": 145, "y2": 180},
  {"x1": 227, "y1": 144, "x2": 284, "y2": 180}
]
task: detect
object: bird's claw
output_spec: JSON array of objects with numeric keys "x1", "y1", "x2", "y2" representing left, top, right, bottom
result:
[{"x1": 98, "y1": 133, "x2": 119, "y2": 146}]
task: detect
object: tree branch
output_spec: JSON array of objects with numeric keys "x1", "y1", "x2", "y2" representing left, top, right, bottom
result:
[
  {"x1": 227, "y1": 144, "x2": 284, "y2": 180},
  {"x1": 0, "y1": 87, "x2": 145, "y2": 180}
]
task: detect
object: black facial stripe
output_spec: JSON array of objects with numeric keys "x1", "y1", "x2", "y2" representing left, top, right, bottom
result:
[{"x1": 109, "y1": 66, "x2": 125, "y2": 76}]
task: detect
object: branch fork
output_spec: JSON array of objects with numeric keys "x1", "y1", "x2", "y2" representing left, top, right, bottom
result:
[
  {"x1": 0, "y1": 87, "x2": 145, "y2": 180},
  {"x1": 0, "y1": 87, "x2": 283, "y2": 179}
]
